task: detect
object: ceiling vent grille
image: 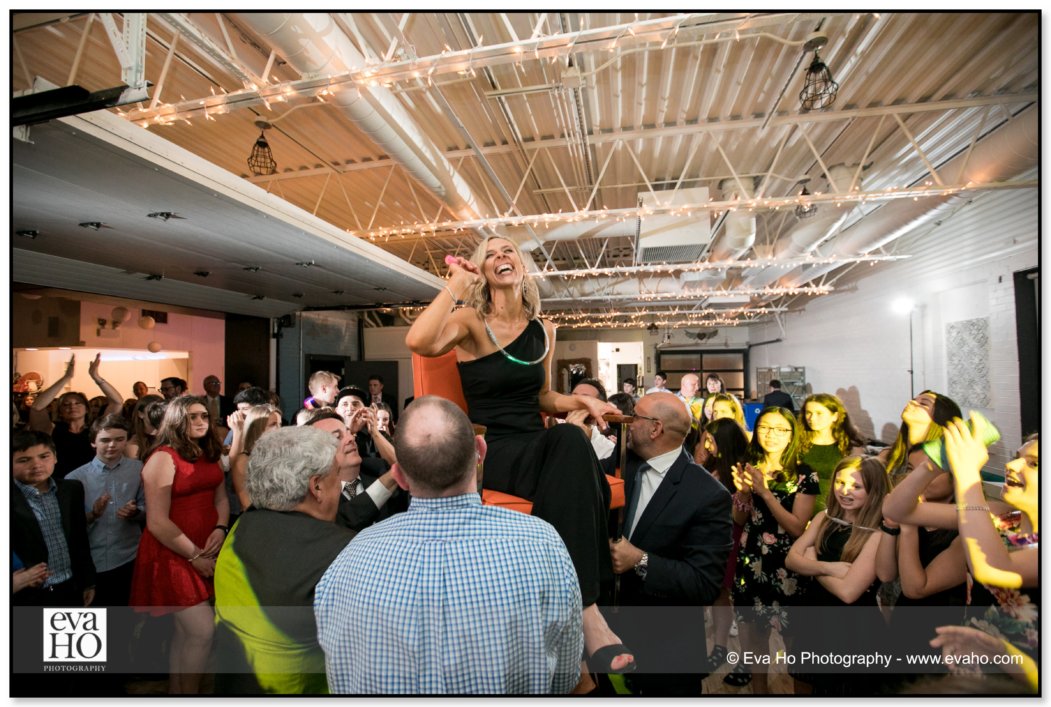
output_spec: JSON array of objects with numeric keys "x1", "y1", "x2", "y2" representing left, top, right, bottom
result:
[{"x1": 637, "y1": 187, "x2": 711, "y2": 264}]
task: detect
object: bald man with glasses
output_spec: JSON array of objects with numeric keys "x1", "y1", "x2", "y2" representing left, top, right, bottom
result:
[{"x1": 608, "y1": 392, "x2": 732, "y2": 696}]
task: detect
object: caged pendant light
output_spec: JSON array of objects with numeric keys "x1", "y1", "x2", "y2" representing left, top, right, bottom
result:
[
  {"x1": 795, "y1": 186, "x2": 818, "y2": 219},
  {"x1": 798, "y1": 31, "x2": 838, "y2": 111},
  {"x1": 248, "y1": 120, "x2": 277, "y2": 176}
]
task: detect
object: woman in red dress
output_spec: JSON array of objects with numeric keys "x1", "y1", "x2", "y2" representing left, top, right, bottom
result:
[{"x1": 130, "y1": 396, "x2": 229, "y2": 694}]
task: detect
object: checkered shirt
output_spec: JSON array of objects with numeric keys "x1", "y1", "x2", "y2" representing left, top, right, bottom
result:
[
  {"x1": 15, "y1": 478, "x2": 73, "y2": 586},
  {"x1": 315, "y1": 493, "x2": 583, "y2": 695}
]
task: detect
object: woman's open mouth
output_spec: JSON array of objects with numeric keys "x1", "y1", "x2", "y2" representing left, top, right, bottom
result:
[
  {"x1": 1004, "y1": 473, "x2": 1025, "y2": 490},
  {"x1": 495, "y1": 264, "x2": 514, "y2": 275}
]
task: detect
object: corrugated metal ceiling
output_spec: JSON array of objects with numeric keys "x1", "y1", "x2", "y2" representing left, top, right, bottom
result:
[{"x1": 11, "y1": 11, "x2": 1039, "y2": 328}]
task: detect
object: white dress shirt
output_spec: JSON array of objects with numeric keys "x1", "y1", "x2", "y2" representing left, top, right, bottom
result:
[{"x1": 628, "y1": 447, "x2": 682, "y2": 539}]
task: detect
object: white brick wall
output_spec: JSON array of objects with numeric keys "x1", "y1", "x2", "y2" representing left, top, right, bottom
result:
[{"x1": 749, "y1": 188, "x2": 1037, "y2": 473}]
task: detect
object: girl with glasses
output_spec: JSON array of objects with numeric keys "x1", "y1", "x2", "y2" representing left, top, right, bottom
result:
[{"x1": 724, "y1": 407, "x2": 818, "y2": 691}]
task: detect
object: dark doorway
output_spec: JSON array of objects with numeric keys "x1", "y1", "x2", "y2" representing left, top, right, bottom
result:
[
  {"x1": 1013, "y1": 268, "x2": 1039, "y2": 436},
  {"x1": 343, "y1": 360, "x2": 400, "y2": 415},
  {"x1": 617, "y1": 363, "x2": 639, "y2": 395},
  {"x1": 225, "y1": 314, "x2": 270, "y2": 393}
]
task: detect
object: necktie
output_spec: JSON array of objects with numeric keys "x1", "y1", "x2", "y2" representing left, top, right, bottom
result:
[
  {"x1": 343, "y1": 480, "x2": 359, "y2": 500},
  {"x1": 624, "y1": 463, "x2": 648, "y2": 539}
]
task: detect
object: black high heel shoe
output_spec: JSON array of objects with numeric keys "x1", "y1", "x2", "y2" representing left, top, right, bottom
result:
[{"x1": 587, "y1": 644, "x2": 637, "y2": 674}]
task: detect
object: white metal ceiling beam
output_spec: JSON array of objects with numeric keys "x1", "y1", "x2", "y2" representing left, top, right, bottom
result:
[
  {"x1": 124, "y1": 12, "x2": 826, "y2": 124},
  {"x1": 356, "y1": 178, "x2": 1037, "y2": 240},
  {"x1": 241, "y1": 92, "x2": 1036, "y2": 185},
  {"x1": 156, "y1": 13, "x2": 264, "y2": 89},
  {"x1": 98, "y1": 12, "x2": 150, "y2": 102}
]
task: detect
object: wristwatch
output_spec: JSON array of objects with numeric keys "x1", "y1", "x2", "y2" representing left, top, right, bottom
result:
[{"x1": 634, "y1": 552, "x2": 649, "y2": 580}]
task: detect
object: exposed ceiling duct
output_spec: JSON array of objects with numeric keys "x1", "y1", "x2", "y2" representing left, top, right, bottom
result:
[
  {"x1": 234, "y1": 13, "x2": 486, "y2": 220},
  {"x1": 741, "y1": 164, "x2": 857, "y2": 289},
  {"x1": 787, "y1": 104, "x2": 1038, "y2": 288},
  {"x1": 707, "y1": 178, "x2": 757, "y2": 262},
  {"x1": 502, "y1": 219, "x2": 637, "y2": 252}
]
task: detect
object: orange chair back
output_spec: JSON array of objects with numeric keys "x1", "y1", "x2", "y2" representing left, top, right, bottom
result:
[{"x1": 411, "y1": 351, "x2": 468, "y2": 413}]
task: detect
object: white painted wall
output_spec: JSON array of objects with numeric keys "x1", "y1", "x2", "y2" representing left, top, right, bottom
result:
[
  {"x1": 748, "y1": 188, "x2": 1037, "y2": 473},
  {"x1": 363, "y1": 325, "x2": 414, "y2": 405}
]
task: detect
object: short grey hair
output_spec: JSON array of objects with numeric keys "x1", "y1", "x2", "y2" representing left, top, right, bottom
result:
[{"x1": 247, "y1": 426, "x2": 337, "y2": 510}]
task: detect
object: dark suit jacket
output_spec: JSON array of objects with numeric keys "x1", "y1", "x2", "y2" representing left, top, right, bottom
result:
[
  {"x1": 335, "y1": 473, "x2": 407, "y2": 532},
  {"x1": 614, "y1": 450, "x2": 732, "y2": 684},
  {"x1": 762, "y1": 389, "x2": 795, "y2": 412},
  {"x1": 12, "y1": 478, "x2": 97, "y2": 599}
]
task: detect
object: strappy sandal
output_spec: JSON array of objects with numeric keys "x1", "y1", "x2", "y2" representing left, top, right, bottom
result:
[
  {"x1": 723, "y1": 662, "x2": 751, "y2": 687},
  {"x1": 706, "y1": 645, "x2": 728, "y2": 672},
  {"x1": 587, "y1": 644, "x2": 637, "y2": 674}
]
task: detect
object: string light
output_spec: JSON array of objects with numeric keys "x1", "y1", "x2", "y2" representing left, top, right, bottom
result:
[{"x1": 344, "y1": 184, "x2": 991, "y2": 242}]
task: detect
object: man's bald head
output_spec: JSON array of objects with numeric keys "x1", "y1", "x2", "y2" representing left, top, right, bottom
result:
[
  {"x1": 630, "y1": 392, "x2": 691, "y2": 457},
  {"x1": 394, "y1": 396, "x2": 478, "y2": 496}
]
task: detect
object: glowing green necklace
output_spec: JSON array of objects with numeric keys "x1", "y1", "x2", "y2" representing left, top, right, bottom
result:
[{"x1": 484, "y1": 318, "x2": 549, "y2": 366}]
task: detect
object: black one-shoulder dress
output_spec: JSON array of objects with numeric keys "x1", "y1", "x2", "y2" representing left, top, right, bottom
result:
[{"x1": 458, "y1": 319, "x2": 612, "y2": 605}]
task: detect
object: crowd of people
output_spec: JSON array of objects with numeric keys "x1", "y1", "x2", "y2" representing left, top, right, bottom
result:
[{"x1": 10, "y1": 237, "x2": 1038, "y2": 697}]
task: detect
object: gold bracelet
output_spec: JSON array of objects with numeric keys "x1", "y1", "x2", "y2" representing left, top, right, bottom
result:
[
  {"x1": 957, "y1": 504, "x2": 990, "y2": 513},
  {"x1": 188, "y1": 550, "x2": 203, "y2": 562}
]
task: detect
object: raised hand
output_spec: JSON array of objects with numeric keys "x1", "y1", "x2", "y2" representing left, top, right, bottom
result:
[
  {"x1": 227, "y1": 410, "x2": 246, "y2": 434},
  {"x1": 731, "y1": 464, "x2": 752, "y2": 494},
  {"x1": 746, "y1": 463, "x2": 770, "y2": 498},
  {"x1": 944, "y1": 415, "x2": 988, "y2": 484},
  {"x1": 87, "y1": 353, "x2": 102, "y2": 380},
  {"x1": 63, "y1": 354, "x2": 76, "y2": 380}
]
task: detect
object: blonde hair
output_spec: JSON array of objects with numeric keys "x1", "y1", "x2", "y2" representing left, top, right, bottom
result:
[
  {"x1": 462, "y1": 236, "x2": 542, "y2": 320},
  {"x1": 308, "y1": 371, "x2": 340, "y2": 395},
  {"x1": 818, "y1": 456, "x2": 889, "y2": 563},
  {"x1": 243, "y1": 404, "x2": 282, "y2": 454}
]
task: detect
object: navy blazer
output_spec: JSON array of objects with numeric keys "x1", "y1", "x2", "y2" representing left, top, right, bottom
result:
[
  {"x1": 619, "y1": 450, "x2": 732, "y2": 607},
  {"x1": 12, "y1": 478, "x2": 97, "y2": 596}
]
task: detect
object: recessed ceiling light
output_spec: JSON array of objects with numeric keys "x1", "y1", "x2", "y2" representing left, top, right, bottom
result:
[
  {"x1": 193, "y1": 270, "x2": 211, "y2": 277},
  {"x1": 332, "y1": 290, "x2": 345, "y2": 295},
  {"x1": 243, "y1": 266, "x2": 261, "y2": 272},
  {"x1": 78, "y1": 222, "x2": 108, "y2": 231},
  {"x1": 147, "y1": 211, "x2": 184, "y2": 221},
  {"x1": 251, "y1": 295, "x2": 265, "y2": 300},
  {"x1": 292, "y1": 292, "x2": 304, "y2": 298},
  {"x1": 295, "y1": 260, "x2": 315, "y2": 268},
  {"x1": 16, "y1": 229, "x2": 39, "y2": 239},
  {"x1": 144, "y1": 274, "x2": 164, "y2": 281}
]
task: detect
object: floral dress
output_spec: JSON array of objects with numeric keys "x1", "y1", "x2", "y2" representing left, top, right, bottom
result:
[
  {"x1": 964, "y1": 510, "x2": 1039, "y2": 660},
  {"x1": 733, "y1": 465, "x2": 819, "y2": 631}
]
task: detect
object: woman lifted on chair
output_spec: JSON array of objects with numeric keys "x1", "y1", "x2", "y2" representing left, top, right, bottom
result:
[{"x1": 406, "y1": 236, "x2": 635, "y2": 677}]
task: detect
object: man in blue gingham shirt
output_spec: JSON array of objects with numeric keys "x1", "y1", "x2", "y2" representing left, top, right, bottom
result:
[{"x1": 315, "y1": 396, "x2": 583, "y2": 694}]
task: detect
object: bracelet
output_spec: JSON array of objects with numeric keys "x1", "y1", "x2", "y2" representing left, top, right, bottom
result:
[
  {"x1": 443, "y1": 285, "x2": 465, "y2": 308},
  {"x1": 957, "y1": 504, "x2": 990, "y2": 513},
  {"x1": 188, "y1": 550, "x2": 203, "y2": 562},
  {"x1": 214, "y1": 524, "x2": 230, "y2": 535},
  {"x1": 879, "y1": 522, "x2": 901, "y2": 536}
]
